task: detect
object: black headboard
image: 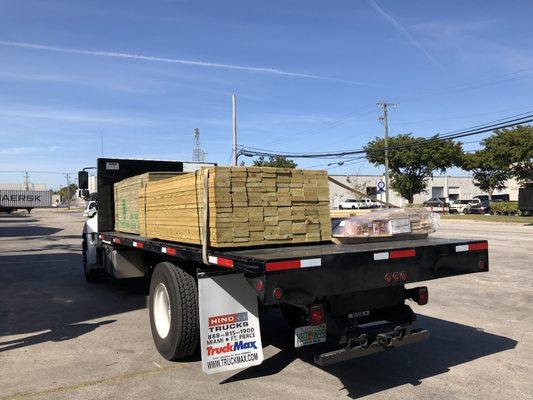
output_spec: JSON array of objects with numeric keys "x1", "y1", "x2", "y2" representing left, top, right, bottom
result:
[{"x1": 97, "y1": 158, "x2": 184, "y2": 232}]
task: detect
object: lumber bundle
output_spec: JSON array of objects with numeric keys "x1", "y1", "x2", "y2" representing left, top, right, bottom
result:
[
  {"x1": 134, "y1": 166, "x2": 332, "y2": 248},
  {"x1": 114, "y1": 172, "x2": 183, "y2": 234}
]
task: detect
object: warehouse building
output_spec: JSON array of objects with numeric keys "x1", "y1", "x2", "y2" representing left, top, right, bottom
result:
[{"x1": 329, "y1": 174, "x2": 520, "y2": 208}]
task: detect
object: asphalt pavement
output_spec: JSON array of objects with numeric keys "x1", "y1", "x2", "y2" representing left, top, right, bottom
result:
[{"x1": 0, "y1": 209, "x2": 531, "y2": 399}]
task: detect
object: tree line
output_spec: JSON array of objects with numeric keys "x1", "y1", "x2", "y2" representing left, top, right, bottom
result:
[{"x1": 251, "y1": 125, "x2": 533, "y2": 202}]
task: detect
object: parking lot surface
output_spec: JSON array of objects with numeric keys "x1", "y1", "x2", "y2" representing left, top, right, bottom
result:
[{"x1": 1, "y1": 210, "x2": 531, "y2": 399}]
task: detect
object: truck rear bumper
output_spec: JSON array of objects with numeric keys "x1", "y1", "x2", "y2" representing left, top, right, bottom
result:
[{"x1": 314, "y1": 327, "x2": 429, "y2": 367}]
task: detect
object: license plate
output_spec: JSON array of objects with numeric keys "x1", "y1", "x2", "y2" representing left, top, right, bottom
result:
[{"x1": 294, "y1": 323, "x2": 326, "y2": 348}]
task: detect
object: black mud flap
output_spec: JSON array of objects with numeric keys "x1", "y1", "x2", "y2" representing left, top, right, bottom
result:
[{"x1": 314, "y1": 328, "x2": 429, "y2": 367}]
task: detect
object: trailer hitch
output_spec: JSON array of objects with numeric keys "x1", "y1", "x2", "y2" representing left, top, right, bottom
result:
[{"x1": 314, "y1": 327, "x2": 429, "y2": 367}]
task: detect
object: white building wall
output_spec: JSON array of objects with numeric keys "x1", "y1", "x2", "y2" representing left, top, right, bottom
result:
[{"x1": 329, "y1": 174, "x2": 519, "y2": 207}]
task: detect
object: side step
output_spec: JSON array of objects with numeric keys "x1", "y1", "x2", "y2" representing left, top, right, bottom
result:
[{"x1": 314, "y1": 328, "x2": 429, "y2": 367}]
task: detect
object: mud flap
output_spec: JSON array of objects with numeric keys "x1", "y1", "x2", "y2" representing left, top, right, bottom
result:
[{"x1": 198, "y1": 272, "x2": 264, "y2": 374}]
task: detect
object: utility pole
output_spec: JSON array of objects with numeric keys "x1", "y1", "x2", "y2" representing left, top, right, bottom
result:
[
  {"x1": 377, "y1": 101, "x2": 397, "y2": 207},
  {"x1": 65, "y1": 174, "x2": 71, "y2": 210},
  {"x1": 232, "y1": 94, "x2": 238, "y2": 166},
  {"x1": 192, "y1": 128, "x2": 206, "y2": 163},
  {"x1": 23, "y1": 171, "x2": 30, "y2": 190},
  {"x1": 100, "y1": 130, "x2": 104, "y2": 158}
]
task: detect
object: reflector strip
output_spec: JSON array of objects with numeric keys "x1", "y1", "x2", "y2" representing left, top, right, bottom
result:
[
  {"x1": 374, "y1": 252, "x2": 389, "y2": 261},
  {"x1": 469, "y1": 242, "x2": 488, "y2": 251},
  {"x1": 208, "y1": 256, "x2": 234, "y2": 268},
  {"x1": 300, "y1": 258, "x2": 322, "y2": 268},
  {"x1": 390, "y1": 249, "x2": 416, "y2": 259},
  {"x1": 132, "y1": 241, "x2": 143, "y2": 249},
  {"x1": 265, "y1": 258, "x2": 321, "y2": 272},
  {"x1": 456, "y1": 242, "x2": 488, "y2": 252},
  {"x1": 455, "y1": 245, "x2": 469, "y2": 252},
  {"x1": 161, "y1": 247, "x2": 177, "y2": 256}
]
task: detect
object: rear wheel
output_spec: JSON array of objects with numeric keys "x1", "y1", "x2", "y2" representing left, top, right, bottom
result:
[{"x1": 149, "y1": 262, "x2": 199, "y2": 360}]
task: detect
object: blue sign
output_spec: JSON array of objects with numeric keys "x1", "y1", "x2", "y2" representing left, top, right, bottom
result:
[{"x1": 377, "y1": 180, "x2": 385, "y2": 193}]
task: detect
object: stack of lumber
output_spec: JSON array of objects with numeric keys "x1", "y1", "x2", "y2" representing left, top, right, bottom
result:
[
  {"x1": 133, "y1": 166, "x2": 331, "y2": 248},
  {"x1": 114, "y1": 172, "x2": 183, "y2": 234}
]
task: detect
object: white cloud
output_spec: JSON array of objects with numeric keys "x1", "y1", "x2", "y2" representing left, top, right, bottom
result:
[
  {"x1": 0, "y1": 41, "x2": 377, "y2": 86},
  {"x1": 367, "y1": 0, "x2": 442, "y2": 69},
  {"x1": 0, "y1": 106, "x2": 154, "y2": 126},
  {"x1": 0, "y1": 145, "x2": 60, "y2": 155}
]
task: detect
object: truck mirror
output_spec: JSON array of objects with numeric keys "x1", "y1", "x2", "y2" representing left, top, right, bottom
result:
[{"x1": 78, "y1": 171, "x2": 89, "y2": 189}]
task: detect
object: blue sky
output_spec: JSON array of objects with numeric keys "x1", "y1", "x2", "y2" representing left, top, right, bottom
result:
[{"x1": 1, "y1": 0, "x2": 532, "y2": 189}]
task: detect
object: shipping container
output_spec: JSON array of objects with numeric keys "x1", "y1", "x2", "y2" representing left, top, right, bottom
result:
[{"x1": 0, "y1": 190, "x2": 53, "y2": 213}]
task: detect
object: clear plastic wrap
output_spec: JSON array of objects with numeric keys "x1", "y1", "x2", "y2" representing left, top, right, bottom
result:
[{"x1": 333, "y1": 208, "x2": 439, "y2": 239}]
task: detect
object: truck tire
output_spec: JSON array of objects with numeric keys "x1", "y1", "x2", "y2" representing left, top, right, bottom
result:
[
  {"x1": 149, "y1": 262, "x2": 199, "y2": 361},
  {"x1": 82, "y1": 237, "x2": 100, "y2": 283}
]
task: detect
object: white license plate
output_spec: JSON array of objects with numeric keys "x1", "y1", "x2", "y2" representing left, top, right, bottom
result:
[{"x1": 294, "y1": 323, "x2": 326, "y2": 348}]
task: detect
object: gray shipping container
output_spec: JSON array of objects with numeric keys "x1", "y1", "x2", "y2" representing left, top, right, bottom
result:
[{"x1": 0, "y1": 190, "x2": 53, "y2": 208}]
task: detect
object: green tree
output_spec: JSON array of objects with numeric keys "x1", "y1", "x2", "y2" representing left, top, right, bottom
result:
[
  {"x1": 252, "y1": 156, "x2": 297, "y2": 168},
  {"x1": 364, "y1": 134, "x2": 462, "y2": 203},
  {"x1": 483, "y1": 126, "x2": 533, "y2": 186},
  {"x1": 461, "y1": 150, "x2": 509, "y2": 200},
  {"x1": 57, "y1": 183, "x2": 78, "y2": 201}
]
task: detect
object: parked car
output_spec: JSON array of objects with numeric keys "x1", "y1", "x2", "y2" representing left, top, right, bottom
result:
[
  {"x1": 474, "y1": 194, "x2": 510, "y2": 202},
  {"x1": 468, "y1": 200, "x2": 491, "y2": 214},
  {"x1": 449, "y1": 198, "x2": 481, "y2": 214},
  {"x1": 338, "y1": 198, "x2": 375, "y2": 209},
  {"x1": 423, "y1": 197, "x2": 448, "y2": 207}
]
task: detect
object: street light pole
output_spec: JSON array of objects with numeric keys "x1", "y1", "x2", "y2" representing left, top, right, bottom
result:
[{"x1": 377, "y1": 101, "x2": 396, "y2": 207}]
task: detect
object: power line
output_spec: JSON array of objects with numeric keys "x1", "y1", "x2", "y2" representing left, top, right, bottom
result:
[{"x1": 239, "y1": 112, "x2": 533, "y2": 159}]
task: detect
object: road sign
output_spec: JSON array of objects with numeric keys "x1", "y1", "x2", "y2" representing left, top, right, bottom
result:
[{"x1": 377, "y1": 180, "x2": 386, "y2": 193}]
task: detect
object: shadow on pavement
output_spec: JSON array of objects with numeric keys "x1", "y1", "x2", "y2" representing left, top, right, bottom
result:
[
  {"x1": 0, "y1": 226, "x2": 63, "y2": 238},
  {"x1": 0, "y1": 252, "x2": 148, "y2": 339},
  {"x1": 0, "y1": 320, "x2": 116, "y2": 353},
  {"x1": 222, "y1": 309, "x2": 517, "y2": 398}
]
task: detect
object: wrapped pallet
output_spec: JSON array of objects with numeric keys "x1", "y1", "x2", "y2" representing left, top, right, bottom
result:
[
  {"x1": 332, "y1": 208, "x2": 439, "y2": 243},
  {"x1": 114, "y1": 172, "x2": 184, "y2": 234},
  {"x1": 135, "y1": 166, "x2": 332, "y2": 248}
]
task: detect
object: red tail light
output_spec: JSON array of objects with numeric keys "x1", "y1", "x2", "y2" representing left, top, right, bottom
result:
[
  {"x1": 405, "y1": 286, "x2": 429, "y2": 305},
  {"x1": 417, "y1": 287, "x2": 429, "y2": 305},
  {"x1": 309, "y1": 304, "x2": 324, "y2": 325},
  {"x1": 273, "y1": 287, "x2": 283, "y2": 300}
]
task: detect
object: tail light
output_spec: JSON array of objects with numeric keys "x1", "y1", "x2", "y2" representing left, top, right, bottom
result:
[
  {"x1": 272, "y1": 287, "x2": 283, "y2": 300},
  {"x1": 417, "y1": 287, "x2": 428, "y2": 305},
  {"x1": 309, "y1": 304, "x2": 325, "y2": 325},
  {"x1": 405, "y1": 286, "x2": 429, "y2": 306}
]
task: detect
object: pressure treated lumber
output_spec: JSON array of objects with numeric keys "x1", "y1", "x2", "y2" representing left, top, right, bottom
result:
[
  {"x1": 114, "y1": 172, "x2": 184, "y2": 234},
  {"x1": 136, "y1": 166, "x2": 332, "y2": 248}
]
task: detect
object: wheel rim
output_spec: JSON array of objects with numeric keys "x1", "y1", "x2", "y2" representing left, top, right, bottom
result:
[{"x1": 153, "y1": 283, "x2": 171, "y2": 339}]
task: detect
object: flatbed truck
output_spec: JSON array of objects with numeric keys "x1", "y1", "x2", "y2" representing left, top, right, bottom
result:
[{"x1": 79, "y1": 158, "x2": 489, "y2": 370}]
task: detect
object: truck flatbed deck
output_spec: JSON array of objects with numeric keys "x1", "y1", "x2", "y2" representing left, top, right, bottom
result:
[{"x1": 98, "y1": 230, "x2": 488, "y2": 305}]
